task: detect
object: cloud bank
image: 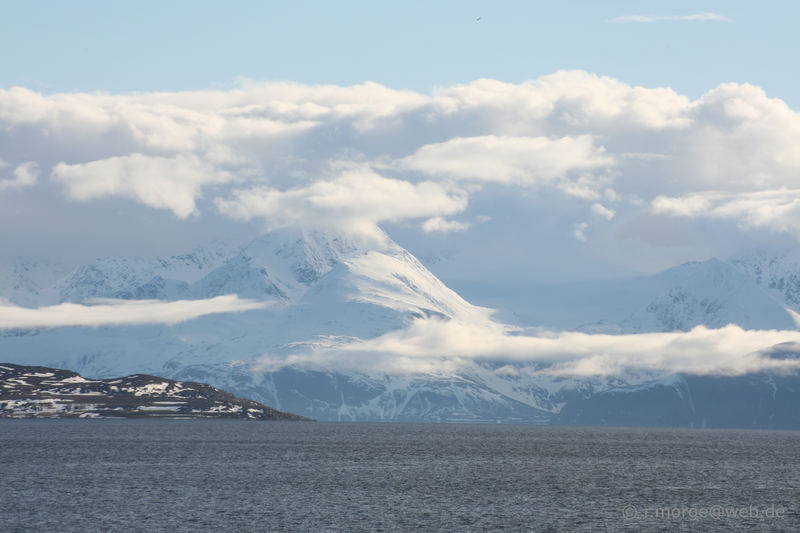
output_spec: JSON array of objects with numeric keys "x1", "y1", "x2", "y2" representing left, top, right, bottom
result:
[
  {"x1": 262, "y1": 318, "x2": 800, "y2": 378},
  {"x1": 0, "y1": 295, "x2": 269, "y2": 329},
  {"x1": 3, "y1": 72, "x2": 800, "y2": 248}
]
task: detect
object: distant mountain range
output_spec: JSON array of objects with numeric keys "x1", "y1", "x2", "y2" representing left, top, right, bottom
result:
[
  {"x1": 2, "y1": 229, "x2": 800, "y2": 427},
  {"x1": 0, "y1": 363, "x2": 308, "y2": 420},
  {"x1": 456, "y1": 254, "x2": 800, "y2": 333}
]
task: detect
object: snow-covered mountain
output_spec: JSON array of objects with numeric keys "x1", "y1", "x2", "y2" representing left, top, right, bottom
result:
[
  {"x1": 731, "y1": 249, "x2": 800, "y2": 314},
  {"x1": 578, "y1": 258, "x2": 798, "y2": 333},
  {"x1": 2, "y1": 233, "x2": 800, "y2": 426},
  {"x1": 459, "y1": 257, "x2": 799, "y2": 334},
  {"x1": 56, "y1": 242, "x2": 235, "y2": 304},
  {"x1": 0, "y1": 257, "x2": 69, "y2": 307},
  {"x1": 2, "y1": 228, "x2": 530, "y2": 421}
]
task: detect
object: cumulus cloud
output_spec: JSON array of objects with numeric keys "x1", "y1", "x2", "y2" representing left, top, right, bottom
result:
[
  {"x1": 431, "y1": 71, "x2": 692, "y2": 131},
  {"x1": 0, "y1": 161, "x2": 38, "y2": 192},
  {"x1": 0, "y1": 295, "x2": 269, "y2": 329},
  {"x1": 52, "y1": 154, "x2": 233, "y2": 218},
  {"x1": 4, "y1": 72, "x2": 800, "y2": 263},
  {"x1": 652, "y1": 189, "x2": 800, "y2": 233},
  {"x1": 216, "y1": 165, "x2": 468, "y2": 235},
  {"x1": 681, "y1": 84, "x2": 800, "y2": 192},
  {"x1": 399, "y1": 135, "x2": 614, "y2": 198},
  {"x1": 608, "y1": 13, "x2": 732, "y2": 23}
]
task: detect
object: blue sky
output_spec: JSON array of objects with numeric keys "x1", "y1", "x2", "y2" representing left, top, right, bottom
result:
[{"x1": 2, "y1": 1, "x2": 798, "y2": 107}]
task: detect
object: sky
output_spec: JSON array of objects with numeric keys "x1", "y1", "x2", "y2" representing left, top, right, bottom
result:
[
  {"x1": 3, "y1": 1, "x2": 799, "y2": 106},
  {"x1": 2, "y1": 0, "x2": 800, "y2": 286}
]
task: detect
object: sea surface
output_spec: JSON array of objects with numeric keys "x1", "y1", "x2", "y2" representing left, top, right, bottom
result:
[{"x1": 1, "y1": 421, "x2": 799, "y2": 532}]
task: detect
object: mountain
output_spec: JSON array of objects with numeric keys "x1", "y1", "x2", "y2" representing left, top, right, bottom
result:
[
  {"x1": 0, "y1": 363, "x2": 309, "y2": 420},
  {"x1": 457, "y1": 257, "x2": 798, "y2": 334},
  {"x1": 731, "y1": 249, "x2": 800, "y2": 314},
  {"x1": 1, "y1": 232, "x2": 800, "y2": 426},
  {"x1": 56, "y1": 242, "x2": 235, "y2": 303},
  {"x1": 580, "y1": 258, "x2": 797, "y2": 333},
  {"x1": 0, "y1": 228, "x2": 506, "y2": 408},
  {"x1": 0, "y1": 256, "x2": 69, "y2": 307}
]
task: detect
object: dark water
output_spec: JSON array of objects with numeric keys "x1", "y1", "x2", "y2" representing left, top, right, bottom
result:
[{"x1": 1, "y1": 421, "x2": 799, "y2": 532}]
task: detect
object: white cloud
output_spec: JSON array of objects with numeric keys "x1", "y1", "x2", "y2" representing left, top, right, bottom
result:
[
  {"x1": 0, "y1": 295, "x2": 269, "y2": 329},
  {"x1": 652, "y1": 189, "x2": 800, "y2": 233},
  {"x1": 434, "y1": 72, "x2": 692, "y2": 130},
  {"x1": 399, "y1": 135, "x2": 614, "y2": 199},
  {"x1": 573, "y1": 222, "x2": 588, "y2": 241},
  {"x1": 608, "y1": 13, "x2": 732, "y2": 23},
  {"x1": 52, "y1": 154, "x2": 233, "y2": 218},
  {"x1": 266, "y1": 318, "x2": 800, "y2": 377},
  {"x1": 421, "y1": 217, "x2": 471, "y2": 233},
  {"x1": 5, "y1": 72, "x2": 800, "y2": 270},
  {"x1": 0, "y1": 162, "x2": 38, "y2": 192},
  {"x1": 590, "y1": 203, "x2": 615, "y2": 220},
  {"x1": 216, "y1": 165, "x2": 468, "y2": 235}
]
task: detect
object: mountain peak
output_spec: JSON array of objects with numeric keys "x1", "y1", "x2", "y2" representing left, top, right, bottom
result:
[{"x1": 241, "y1": 227, "x2": 380, "y2": 286}]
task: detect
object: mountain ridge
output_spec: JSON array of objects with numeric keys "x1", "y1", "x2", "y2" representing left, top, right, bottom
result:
[{"x1": 2, "y1": 231, "x2": 800, "y2": 425}]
